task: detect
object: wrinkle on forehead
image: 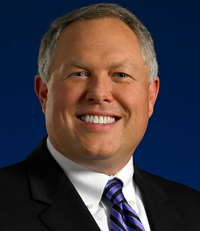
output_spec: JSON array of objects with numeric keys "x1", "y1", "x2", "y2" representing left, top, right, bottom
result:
[{"x1": 58, "y1": 59, "x2": 141, "y2": 75}]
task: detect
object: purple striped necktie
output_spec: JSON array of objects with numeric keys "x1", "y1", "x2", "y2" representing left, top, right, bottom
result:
[{"x1": 103, "y1": 179, "x2": 145, "y2": 231}]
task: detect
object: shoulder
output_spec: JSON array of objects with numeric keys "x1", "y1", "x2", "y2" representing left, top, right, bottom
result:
[
  {"x1": 0, "y1": 160, "x2": 29, "y2": 202},
  {"x1": 139, "y1": 168, "x2": 200, "y2": 207},
  {"x1": 135, "y1": 167, "x2": 200, "y2": 229},
  {"x1": 0, "y1": 160, "x2": 27, "y2": 185}
]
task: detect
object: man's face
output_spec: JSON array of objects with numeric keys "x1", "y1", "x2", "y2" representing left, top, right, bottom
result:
[{"x1": 35, "y1": 18, "x2": 159, "y2": 174}]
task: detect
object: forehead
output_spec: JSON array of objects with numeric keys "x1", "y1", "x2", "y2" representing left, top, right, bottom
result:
[
  {"x1": 50, "y1": 17, "x2": 147, "y2": 78},
  {"x1": 57, "y1": 17, "x2": 141, "y2": 50}
]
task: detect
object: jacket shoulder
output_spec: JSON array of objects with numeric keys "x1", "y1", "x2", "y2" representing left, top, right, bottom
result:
[
  {"x1": 0, "y1": 160, "x2": 27, "y2": 188},
  {"x1": 0, "y1": 157, "x2": 49, "y2": 230},
  {"x1": 139, "y1": 168, "x2": 200, "y2": 207}
]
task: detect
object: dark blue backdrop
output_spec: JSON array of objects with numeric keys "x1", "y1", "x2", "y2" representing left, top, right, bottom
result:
[{"x1": 1, "y1": 0, "x2": 200, "y2": 191}]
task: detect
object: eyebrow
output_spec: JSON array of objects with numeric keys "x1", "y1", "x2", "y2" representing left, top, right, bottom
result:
[
  {"x1": 64, "y1": 60, "x2": 90, "y2": 69},
  {"x1": 109, "y1": 60, "x2": 137, "y2": 69},
  {"x1": 64, "y1": 59, "x2": 138, "y2": 70}
]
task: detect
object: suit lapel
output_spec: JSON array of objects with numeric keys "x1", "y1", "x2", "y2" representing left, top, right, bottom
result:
[
  {"x1": 38, "y1": 176, "x2": 101, "y2": 231},
  {"x1": 26, "y1": 137, "x2": 101, "y2": 231},
  {"x1": 134, "y1": 162, "x2": 184, "y2": 231}
]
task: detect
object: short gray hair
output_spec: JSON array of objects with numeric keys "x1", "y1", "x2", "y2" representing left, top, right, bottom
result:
[{"x1": 38, "y1": 3, "x2": 158, "y2": 83}]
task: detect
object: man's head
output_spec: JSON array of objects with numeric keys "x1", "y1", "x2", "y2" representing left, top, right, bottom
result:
[{"x1": 35, "y1": 4, "x2": 159, "y2": 175}]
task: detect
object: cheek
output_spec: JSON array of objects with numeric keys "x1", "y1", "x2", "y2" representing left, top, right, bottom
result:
[
  {"x1": 50, "y1": 83, "x2": 83, "y2": 111},
  {"x1": 116, "y1": 84, "x2": 150, "y2": 116},
  {"x1": 45, "y1": 86, "x2": 79, "y2": 132},
  {"x1": 118, "y1": 85, "x2": 150, "y2": 141}
]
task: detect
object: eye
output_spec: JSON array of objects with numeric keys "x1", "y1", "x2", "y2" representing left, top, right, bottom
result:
[
  {"x1": 71, "y1": 72, "x2": 86, "y2": 77},
  {"x1": 115, "y1": 73, "x2": 128, "y2": 78},
  {"x1": 68, "y1": 71, "x2": 89, "y2": 78}
]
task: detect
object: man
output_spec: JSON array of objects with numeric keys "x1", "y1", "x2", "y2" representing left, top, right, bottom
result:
[{"x1": 0, "y1": 3, "x2": 200, "y2": 231}]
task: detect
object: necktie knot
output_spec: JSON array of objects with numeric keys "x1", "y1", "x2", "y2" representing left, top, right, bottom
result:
[{"x1": 103, "y1": 179, "x2": 126, "y2": 205}]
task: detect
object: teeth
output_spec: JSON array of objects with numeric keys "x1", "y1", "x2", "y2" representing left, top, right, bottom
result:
[
  {"x1": 93, "y1": 115, "x2": 98, "y2": 124},
  {"x1": 85, "y1": 115, "x2": 90, "y2": 122},
  {"x1": 89, "y1": 115, "x2": 94, "y2": 123},
  {"x1": 99, "y1": 116, "x2": 103, "y2": 124},
  {"x1": 80, "y1": 115, "x2": 116, "y2": 124}
]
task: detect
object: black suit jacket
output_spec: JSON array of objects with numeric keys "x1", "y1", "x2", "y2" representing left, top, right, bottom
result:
[{"x1": 1, "y1": 137, "x2": 200, "y2": 231}]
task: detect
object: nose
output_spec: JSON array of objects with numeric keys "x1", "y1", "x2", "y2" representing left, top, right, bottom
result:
[{"x1": 85, "y1": 74, "x2": 113, "y2": 104}]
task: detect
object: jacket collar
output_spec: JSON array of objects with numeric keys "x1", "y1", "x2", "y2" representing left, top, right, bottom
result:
[{"x1": 26, "y1": 136, "x2": 101, "y2": 231}]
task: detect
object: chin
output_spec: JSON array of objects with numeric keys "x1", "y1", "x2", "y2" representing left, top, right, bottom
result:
[{"x1": 81, "y1": 145, "x2": 117, "y2": 160}]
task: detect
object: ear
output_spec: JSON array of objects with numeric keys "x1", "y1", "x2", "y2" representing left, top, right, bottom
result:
[
  {"x1": 149, "y1": 76, "x2": 159, "y2": 118},
  {"x1": 35, "y1": 74, "x2": 48, "y2": 114}
]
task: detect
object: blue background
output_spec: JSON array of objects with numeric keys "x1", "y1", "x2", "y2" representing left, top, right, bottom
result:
[{"x1": 0, "y1": 0, "x2": 200, "y2": 191}]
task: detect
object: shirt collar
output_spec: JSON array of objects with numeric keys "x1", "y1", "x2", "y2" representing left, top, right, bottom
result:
[{"x1": 46, "y1": 137, "x2": 134, "y2": 213}]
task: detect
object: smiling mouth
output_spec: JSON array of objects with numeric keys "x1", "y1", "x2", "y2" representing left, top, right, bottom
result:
[{"x1": 78, "y1": 115, "x2": 119, "y2": 124}]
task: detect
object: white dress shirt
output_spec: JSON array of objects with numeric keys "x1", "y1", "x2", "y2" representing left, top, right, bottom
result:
[{"x1": 47, "y1": 138, "x2": 151, "y2": 231}]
